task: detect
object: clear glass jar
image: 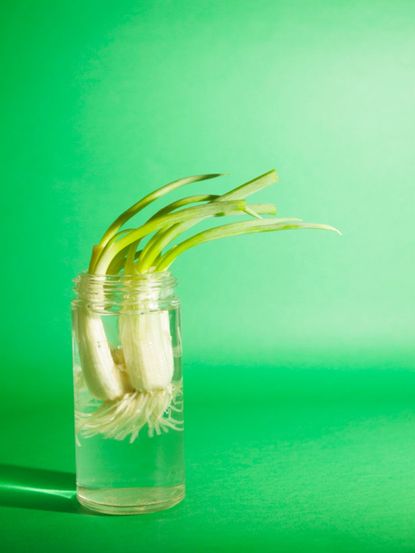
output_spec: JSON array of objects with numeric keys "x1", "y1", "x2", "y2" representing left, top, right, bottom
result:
[{"x1": 72, "y1": 271, "x2": 184, "y2": 515}]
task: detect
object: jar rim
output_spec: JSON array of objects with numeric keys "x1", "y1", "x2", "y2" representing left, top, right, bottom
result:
[
  {"x1": 73, "y1": 270, "x2": 177, "y2": 305},
  {"x1": 74, "y1": 270, "x2": 175, "y2": 284}
]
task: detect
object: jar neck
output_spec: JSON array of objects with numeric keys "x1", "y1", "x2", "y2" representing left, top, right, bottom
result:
[{"x1": 73, "y1": 271, "x2": 178, "y2": 312}]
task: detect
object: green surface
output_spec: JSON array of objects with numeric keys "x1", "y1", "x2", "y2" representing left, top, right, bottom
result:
[
  {"x1": 1, "y1": 0, "x2": 415, "y2": 551},
  {"x1": 2, "y1": 369, "x2": 415, "y2": 552}
]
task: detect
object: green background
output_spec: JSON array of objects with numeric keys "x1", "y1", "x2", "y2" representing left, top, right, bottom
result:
[{"x1": 1, "y1": 1, "x2": 415, "y2": 551}]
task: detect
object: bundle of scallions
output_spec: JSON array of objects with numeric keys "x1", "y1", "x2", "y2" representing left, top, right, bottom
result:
[{"x1": 75, "y1": 169, "x2": 339, "y2": 442}]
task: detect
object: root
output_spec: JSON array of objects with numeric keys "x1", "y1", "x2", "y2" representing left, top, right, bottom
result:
[{"x1": 76, "y1": 382, "x2": 183, "y2": 443}]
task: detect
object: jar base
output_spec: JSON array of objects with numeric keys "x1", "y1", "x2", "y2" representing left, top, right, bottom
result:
[{"x1": 77, "y1": 484, "x2": 185, "y2": 515}]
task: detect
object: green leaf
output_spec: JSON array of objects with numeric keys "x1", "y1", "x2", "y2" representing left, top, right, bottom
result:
[
  {"x1": 156, "y1": 218, "x2": 340, "y2": 270},
  {"x1": 93, "y1": 199, "x2": 249, "y2": 274},
  {"x1": 123, "y1": 194, "x2": 221, "y2": 274},
  {"x1": 137, "y1": 203, "x2": 277, "y2": 272},
  {"x1": 219, "y1": 169, "x2": 278, "y2": 200},
  {"x1": 136, "y1": 170, "x2": 278, "y2": 272},
  {"x1": 89, "y1": 173, "x2": 223, "y2": 271},
  {"x1": 148, "y1": 194, "x2": 220, "y2": 220}
]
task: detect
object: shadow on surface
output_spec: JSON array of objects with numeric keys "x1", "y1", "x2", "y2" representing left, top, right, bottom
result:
[{"x1": 0, "y1": 464, "x2": 80, "y2": 513}]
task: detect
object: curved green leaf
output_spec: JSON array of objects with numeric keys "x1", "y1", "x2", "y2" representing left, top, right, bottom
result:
[
  {"x1": 93, "y1": 200, "x2": 247, "y2": 274},
  {"x1": 89, "y1": 173, "x2": 223, "y2": 271},
  {"x1": 137, "y1": 203, "x2": 277, "y2": 272},
  {"x1": 156, "y1": 218, "x2": 340, "y2": 271},
  {"x1": 136, "y1": 169, "x2": 279, "y2": 272}
]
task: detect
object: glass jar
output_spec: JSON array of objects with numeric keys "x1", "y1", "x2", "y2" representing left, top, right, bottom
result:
[{"x1": 71, "y1": 271, "x2": 184, "y2": 514}]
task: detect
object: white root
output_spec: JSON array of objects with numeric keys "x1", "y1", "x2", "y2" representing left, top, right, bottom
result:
[{"x1": 76, "y1": 382, "x2": 183, "y2": 443}]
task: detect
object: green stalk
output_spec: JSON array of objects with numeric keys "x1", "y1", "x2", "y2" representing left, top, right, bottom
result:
[
  {"x1": 94, "y1": 200, "x2": 250, "y2": 274},
  {"x1": 137, "y1": 169, "x2": 279, "y2": 272},
  {"x1": 156, "y1": 218, "x2": 340, "y2": 271},
  {"x1": 219, "y1": 168, "x2": 278, "y2": 200},
  {"x1": 148, "y1": 194, "x2": 220, "y2": 220},
  {"x1": 89, "y1": 173, "x2": 223, "y2": 272},
  {"x1": 123, "y1": 194, "x2": 220, "y2": 274},
  {"x1": 108, "y1": 249, "x2": 142, "y2": 275},
  {"x1": 137, "y1": 203, "x2": 277, "y2": 272}
]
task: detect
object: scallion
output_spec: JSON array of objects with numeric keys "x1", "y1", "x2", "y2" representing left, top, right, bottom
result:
[{"x1": 76, "y1": 169, "x2": 339, "y2": 441}]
